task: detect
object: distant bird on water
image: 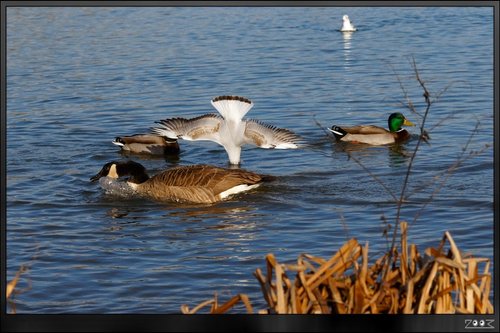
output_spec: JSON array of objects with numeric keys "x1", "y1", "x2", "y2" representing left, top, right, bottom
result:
[
  {"x1": 151, "y1": 95, "x2": 302, "y2": 165},
  {"x1": 340, "y1": 14, "x2": 357, "y2": 32}
]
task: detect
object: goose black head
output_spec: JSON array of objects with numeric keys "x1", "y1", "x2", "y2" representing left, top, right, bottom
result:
[{"x1": 90, "y1": 161, "x2": 149, "y2": 183}]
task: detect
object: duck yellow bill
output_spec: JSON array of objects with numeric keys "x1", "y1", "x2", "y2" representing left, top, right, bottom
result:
[{"x1": 403, "y1": 119, "x2": 415, "y2": 126}]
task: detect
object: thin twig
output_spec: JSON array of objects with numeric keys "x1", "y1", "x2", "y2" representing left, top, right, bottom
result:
[
  {"x1": 383, "y1": 57, "x2": 435, "y2": 279},
  {"x1": 410, "y1": 123, "x2": 490, "y2": 225},
  {"x1": 390, "y1": 58, "x2": 432, "y2": 242},
  {"x1": 387, "y1": 61, "x2": 417, "y2": 116}
]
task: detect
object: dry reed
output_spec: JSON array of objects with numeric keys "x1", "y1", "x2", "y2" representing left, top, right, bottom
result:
[
  {"x1": 6, "y1": 265, "x2": 31, "y2": 314},
  {"x1": 182, "y1": 223, "x2": 493, "y2": 314}
]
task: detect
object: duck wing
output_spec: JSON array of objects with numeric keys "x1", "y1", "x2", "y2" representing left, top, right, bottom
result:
[
  {"x1": 243, "y1": 119, "x2": 301, "y2": 149},
  {"x1": 342, "y1": 125, "x2": 390, "y2": 135},
  {"x1": 113, "y1": 134, "x2": 169, "y2": 145},
  {"x1": 152, "y1": 114, "x2": 223, "y2": 144}
]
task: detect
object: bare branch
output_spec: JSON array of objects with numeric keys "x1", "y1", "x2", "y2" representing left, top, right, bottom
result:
[
  {"x1": 388, "y1": 62, "x2": 418, "y2": 116},
  {"x1": 383, "y1": 56, "x2": 437, "y2": 279},
  {"x1": 409, "y1": 122, "x2": 490, "y2": 225}
]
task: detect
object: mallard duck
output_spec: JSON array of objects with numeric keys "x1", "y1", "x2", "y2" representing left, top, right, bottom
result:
[
  {"x1": 90, "y1": 160, "x2": 273, "y2": 204},
  {"x1": 340, "y1": 15, "x2": 357, "y2": 32},
  {"x1": 150, "y1": 95, "x2": 302, "y2": 165},
  {"x1": 112, "y1": 134, "x2": 180, "y2": 155},
  {"x1": 328, "y1": 113, "x2": 415, "y2": 145}
]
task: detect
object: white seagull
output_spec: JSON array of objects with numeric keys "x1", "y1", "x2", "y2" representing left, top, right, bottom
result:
[
  {"x1": 151, "y1": 95, "x2": 302, "y2": 165},
  {"x1": 340, "y1": 14, "x2": 357, "y2": 32}
]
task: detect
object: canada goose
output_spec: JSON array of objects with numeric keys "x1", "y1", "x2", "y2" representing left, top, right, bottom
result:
[
  {"x1": 328, "y1": 113, "x2": 415, "y2": 145},
  {"x1": 340, "y1": 15, "x2": 357, "y2": 32},
  {"x1": 150, "y1": 95, "x2": 302, "y2": 165},
  {"x1": 90, "y1": 160, "x2": 274, "y2": 204},
  {"x1": 112, "y1": 134, "x2": 180, "y2": 155}
]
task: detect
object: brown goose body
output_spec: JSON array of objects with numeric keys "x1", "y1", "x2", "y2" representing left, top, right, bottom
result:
[
  {"x1": 90, "y1": 161, "x2": 271, "y2": 204},
  {"x1": 112, "y1": 134, "x2": 180, "y2": 155},
  {"x1": 133, "y1": 165, "x2": 268, "y2": 204}
]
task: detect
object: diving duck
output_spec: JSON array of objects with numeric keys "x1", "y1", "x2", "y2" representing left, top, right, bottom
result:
[
  {"x1": 150, "y1": 95, "x2": 302, "y2": 165},
  {"x1": 112, "y1": 134, "x2": 180, "y2": 155},
  {"x1": 328, "y1": 112, "x2": 415, "y2": 145}
]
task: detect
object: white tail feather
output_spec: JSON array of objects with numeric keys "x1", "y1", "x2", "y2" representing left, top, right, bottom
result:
[
  {"x1": 328, "y1": 127, "x2": 344, "y2": 136},
  {"x1": 219, "y1": 183, "x2": 260, "y2": 199},
  {"x1": 211, "y1": 96, "x2": 253, "y2": 122}
]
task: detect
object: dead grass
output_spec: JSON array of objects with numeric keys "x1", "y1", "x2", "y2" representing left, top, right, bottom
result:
[
  {"x1": 6, "y1": 265, "x2": 31, "y2": 314},
  {"x1": 181, "y1": 222, "x2": 493, "y2": 314}
]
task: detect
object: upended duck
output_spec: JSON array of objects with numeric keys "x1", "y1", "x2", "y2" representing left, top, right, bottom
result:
[
  {"x1": 112, "y1": 134, "x2": 180, "y2": 155},
  {"x1": 328, "y1": 112, "x2": 415, "y2": 145},
  {"x1": 90, "y1": 160, "x2": 274, "y2": 204},
  {"x1": 150, "y1": 95, "x2": 302, "y2": 165}
]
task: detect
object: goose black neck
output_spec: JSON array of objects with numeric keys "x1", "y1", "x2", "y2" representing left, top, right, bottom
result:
[
  {"x1": 117, "y1": 161, "x2": 150, "y2": 184},
  {"x1": 128, "y1": 173, "x2": 150, "y2": 184}
]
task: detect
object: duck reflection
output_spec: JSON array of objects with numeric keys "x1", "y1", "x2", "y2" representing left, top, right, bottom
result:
[
  {"x1": 117, "y1": 148, "x2": 181, "y2": 165},
  {"x1": 387, "y1": 144, "x2": 412, "y2": 168},
  {"x1": 329, "y1": 139, "x2": 412, "y2": 168}
]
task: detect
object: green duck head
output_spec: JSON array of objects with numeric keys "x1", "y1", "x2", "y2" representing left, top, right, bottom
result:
[{"x1": 388, "y1": 113, "x2": 415, "y2": 132}]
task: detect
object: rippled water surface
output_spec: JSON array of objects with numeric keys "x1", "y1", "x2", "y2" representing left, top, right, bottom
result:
[{"x1": 6, "y1": 7, "x2": 494, "y2": 313}]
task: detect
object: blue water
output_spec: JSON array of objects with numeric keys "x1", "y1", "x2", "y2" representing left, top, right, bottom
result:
[{"x1": 6, "y1": 7, "x2": 494, "y2": 313}]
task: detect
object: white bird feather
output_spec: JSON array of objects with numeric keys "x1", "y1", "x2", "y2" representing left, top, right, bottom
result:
[{"x1": 152, "y1": 96, "x2": 302, "y2": 164}]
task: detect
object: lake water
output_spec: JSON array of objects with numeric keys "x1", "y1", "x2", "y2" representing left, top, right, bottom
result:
[{"x1": 6, "y1": 6, "x2": 494, "y2": 314}]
